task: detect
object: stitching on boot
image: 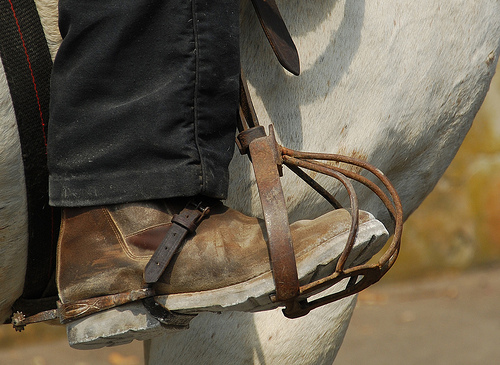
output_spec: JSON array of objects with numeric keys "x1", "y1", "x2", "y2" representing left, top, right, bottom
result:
[
  {"x1": 123, "y1": 222, "x2": 171, "y2": 238},
  {"x1": 101, "y1": 208, "x2": 150, "y2": 261}
]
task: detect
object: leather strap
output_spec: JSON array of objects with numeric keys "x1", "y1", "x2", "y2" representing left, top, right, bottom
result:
[
  {"x1": 58, "y1": 288, "x2": 154, "y2": 324},
  {"x1": 238, "y1": 75, "x2": 300, "y2": 302},
  {"x1": 248, "y1": 130, "x2": 300, "y2": 301},
  {"x1": 250, "y1": 0, "x2": 300, "y2": 75},
  {"x1": 144, "y1": 202, "x2": 210, "y2": 284},
  {"x1": 11, "y1": 288, "x2": 155, "y2": 330}
]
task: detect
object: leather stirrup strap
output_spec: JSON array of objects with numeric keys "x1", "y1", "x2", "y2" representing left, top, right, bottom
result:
[
  {"x1": 247, "y1": 129, "x2": 300, "y2": 301},
  {"x1": 250, "y1": 0, "x2": 300, "y2": 75},
  {"x1": 237, "y1": 75, "x2": 300, "y2": 303}
]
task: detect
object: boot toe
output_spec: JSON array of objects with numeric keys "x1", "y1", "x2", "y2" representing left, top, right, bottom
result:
[{"x1": 155, "y1": 209, "x2": 388, "y2": 313}]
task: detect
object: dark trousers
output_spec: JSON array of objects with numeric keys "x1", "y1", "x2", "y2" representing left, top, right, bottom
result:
[{"x1": 48, "y1": 0, "x2": 240, "y2": 207}]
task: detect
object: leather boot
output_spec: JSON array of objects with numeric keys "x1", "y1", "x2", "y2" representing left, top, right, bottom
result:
[{"x1": 56, "y1": 198, "x2": 388, "y2": 316}]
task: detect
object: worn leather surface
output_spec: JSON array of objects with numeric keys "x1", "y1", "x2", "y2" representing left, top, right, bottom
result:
[{"x1": 56, "y1": 199, "x2": 371, "y2": 304}]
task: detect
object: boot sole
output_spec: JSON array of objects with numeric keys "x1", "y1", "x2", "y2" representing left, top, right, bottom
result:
[{"x1": 66, "y1": 301, "x2": 192, "y2": 349}]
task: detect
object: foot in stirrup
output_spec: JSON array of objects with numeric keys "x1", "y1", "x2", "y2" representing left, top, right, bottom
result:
[{"x1": 57, "y1": 198, "x2": 388, "y2": 318}]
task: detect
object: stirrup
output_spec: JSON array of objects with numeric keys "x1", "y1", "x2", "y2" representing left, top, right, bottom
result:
[{"x1": 237, "y1": 74, "x2": 403, "y2": 319}]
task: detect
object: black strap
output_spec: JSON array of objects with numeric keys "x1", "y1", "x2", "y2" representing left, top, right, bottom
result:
[{"x1": 0, "y1": 0, "x2": 60, "y2": 299}]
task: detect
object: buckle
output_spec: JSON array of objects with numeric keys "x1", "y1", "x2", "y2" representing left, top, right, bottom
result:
[{"x1": 186, "y1": 199, "x2": 211, "y2": 225}]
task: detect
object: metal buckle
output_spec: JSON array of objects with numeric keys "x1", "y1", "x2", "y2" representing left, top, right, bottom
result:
[{"x1": 186, "y1": 199, "x2": 211, "y2": 225}]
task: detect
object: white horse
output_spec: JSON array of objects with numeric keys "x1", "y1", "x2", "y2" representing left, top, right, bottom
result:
[{"x1": 1, "y1": 0, "x2": 499, "y2": 364}]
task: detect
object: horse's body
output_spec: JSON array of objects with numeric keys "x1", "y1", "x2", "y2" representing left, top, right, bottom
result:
[{"x1": 1, "y1": 0, "x2": 499, "y2": 364}]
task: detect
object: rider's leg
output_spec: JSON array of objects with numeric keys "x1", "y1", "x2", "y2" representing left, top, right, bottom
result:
[
  {"x1": 47, "y1": 0, "x2": 388, "y2": 316},
  {"x1": 48, "y1": 0, "x2": 239, "y2": 206}
]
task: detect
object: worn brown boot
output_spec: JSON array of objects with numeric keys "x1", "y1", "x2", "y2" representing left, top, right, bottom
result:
[{"x1": 56, "y1": 198, "x2": 388, "y2": 318}]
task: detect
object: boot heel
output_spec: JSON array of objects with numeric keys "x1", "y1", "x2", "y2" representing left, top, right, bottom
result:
[{"x1": 66, "y1": 301, "x2": 192, "y2": 349}]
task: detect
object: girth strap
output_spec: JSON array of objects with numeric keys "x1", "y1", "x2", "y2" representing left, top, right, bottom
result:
[{"x1": 0, "y1": 0, "x2": 60, "y2": 303}]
